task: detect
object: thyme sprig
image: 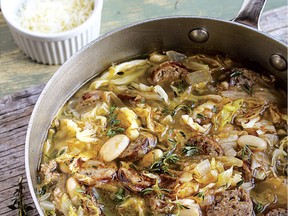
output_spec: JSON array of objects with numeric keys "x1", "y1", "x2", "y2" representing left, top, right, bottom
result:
[
  {"x1": 230, "y1": 70, "x2": 242, "y2": 78},
  {"x1": 113, "y1": 188, "x2": 130, "y2": 203},
  {"x1": 141, "y1": 180, "x2": 171, "y2": 199},
  {"x1": 241, "y1": 144, "x2": 253, "y2": 161},
  {"x1": 147, "y1": 139, "x2": 179, "y2": 175},
  {"x1": 171, "y1": 104, "x2": 191, "y2": 116},
  {"x1": 106, "y1": 105, "x2": 125, "y2": 137},
  {"x1": 8, "y1": 176, "x2": 33, "y2": 216},
  {"x1": 254, "y1": 203, "x2": 264, "y2": 213},
  {"x1": 194, "y1": 191, "x2": 205, "y2": 201},
  {"x1": 242, "y1": 82, "x2": 253, "y2": 95}
]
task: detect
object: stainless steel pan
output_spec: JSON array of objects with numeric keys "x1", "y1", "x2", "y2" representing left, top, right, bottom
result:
[{"x1": 25, "y1": 0, "x2": 287, "y2": 214}]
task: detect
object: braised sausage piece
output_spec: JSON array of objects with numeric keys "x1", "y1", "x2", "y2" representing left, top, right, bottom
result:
[
  {"x1": 82, "y1": 90, "x2": 105, "y2": 102},
  {"x1": 241, "y1": 161, "x2": 253, "y2": 182},
  {"x1": 186, "y1": 135, "x2": 224, "y2": 156},
  {"x1": 265, "y1": 208, "x2": 288, "y2": 216},
  {"x1": 118, "y1": 167, "x2": 154, "y2": 192},
  {"x1": 205, "y1": 188, "x2": 253, "y2": 216},
  {"x1": 149, "y1": 61, "x2": 188, "y2": 84},
  {"x1": 118, "y1": 132, "x2": 157, "y2": 161}
]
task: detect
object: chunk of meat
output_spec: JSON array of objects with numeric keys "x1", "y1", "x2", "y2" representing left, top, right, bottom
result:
[
  {"x1": 74, "y1": 167, "x2": 117, "y2": 185},
  {"x1": 205, "y1": 188, "x2": 253, "y2": 216},
  {"x1": 149, "y1": 61, "x2": 188, "y2": 84},
  {"x1": 187, "y1": 135, "x2": 224, "y2": 156},
  {"x1": 117, "y1": 94, "x2": 145, "y2": 106},
  {"x1": 40, "y1": 160, "x2": 60, "y2": 185},
  {"x1": 265, "y1": 208, "x2": 288, "y2": 216},
  {"x1": 118, "y1": 132, "x2": 157, "y2": 161},
  {"x1": 241, "y1": 161, "x2": 253, "y2": 182},
  {"x1": 81, "y1": 90, "x2": 105, "y2": 106},
  {"x1": 228, "y1": 68, "x2": 258, "y2": 87},
  {"x1": 147, "y1": 196, "x2": 174, "y2": 214},
  {"x1": 117, "y1": 167, "x2": 154, "y2": 192}
]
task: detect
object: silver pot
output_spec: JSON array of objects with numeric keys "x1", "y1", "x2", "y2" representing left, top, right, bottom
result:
[{"x1": 25, "y1": 0, "x2": 287, "y2": 214}]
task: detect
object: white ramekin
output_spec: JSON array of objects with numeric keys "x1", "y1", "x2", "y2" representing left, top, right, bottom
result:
[{"x1": 1, "y1": 0, "x2": 103, "y2": 65}]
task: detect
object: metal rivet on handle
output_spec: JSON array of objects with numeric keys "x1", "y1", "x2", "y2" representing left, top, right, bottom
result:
[
  {"x1": 189, "y1": 28, "x2": 209, "y2": 43},
  {"x1": 269, "y1": 54, "x2": 287, "y2": 71}
]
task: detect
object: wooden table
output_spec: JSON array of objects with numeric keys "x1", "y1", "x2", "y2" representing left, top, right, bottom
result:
[{"x1": 0, "y1": 1, "x2": 287, "y2": 215}]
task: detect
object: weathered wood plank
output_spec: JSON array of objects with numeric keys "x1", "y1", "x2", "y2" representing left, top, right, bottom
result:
[
  {"x1": 0, "y1": 84, "x2": 44, "y2": 215},
  {"x1": 260, "y1": 6, "x2": 288, "y2": 44},
  {"x1": 0, "y1": 6, "x2": 286, "y2": 216}
]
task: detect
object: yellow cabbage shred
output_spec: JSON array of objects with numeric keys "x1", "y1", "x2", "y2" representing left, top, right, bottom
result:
[{"x1": 213, "y1": 99, "x2": 243, "y2": 131}]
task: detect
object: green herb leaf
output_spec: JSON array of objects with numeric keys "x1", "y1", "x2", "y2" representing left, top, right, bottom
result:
[
  {"x1": 106, "y1": 105, "x2": 126, "y2": 137},
  {"x1": 129, "y1": 163, "x2": 139, "y2": 171},
  {"x1": 141, "y1": 180, "x2": 171, "y2": 199},
  {"x1": 236, "y1": 180, "x2": 244, "y2": 188},
  {"x1": 161, "y1": 107, "x2": 170, "y2": 115},
  {"x1": 141, "y1": 187, "x2": 154, "y2": 195},
  {"x1": 194, "y1": 191, "x2": 205, "y2": 201},
  {"x1": 171, "y1": 104, "x2": 191, "y2": 116},
  {"x1": 196, "y1": 113, "x2": 205, "y2": 119},
  {"x1": 241, "y1": 144, "x2": 252, "y2": 161},
  {"x1": 76, "y1": 188, "x2": 85, "y2": 193},
  {"x1": 230, "y1": 70, "x2": 242, "y2": 77},
  {"x1": 179, "y1": 131, "x2": 186, "y2": 138},
  {"x1": 106, "y1": 127, "x2": 125, "y2": 137},
  {"x1": 242, "y1": 82, "x2": 253, "y2": 95},
  {"x1": 114, "y1": 188, "x2": 127, "y2": 203},
  {"x1": 254, "y1": 203, "x2": 264, "y2": 213},
  {"x1": 146, "y1": 141, "x2": 178, "y2": 175},
  {"x1": 37, "y1": 186, "x2": 46, "y2": 196},
  {"x1": 110, "y1": 105, "x2": 116, "y2": 114},
  {"x1": 106, "y1": 128, "x2": 116, "y2": 137},
  {"x1": 182, "y1": 145, "x2": 202, "y2": 157},
  {"x1": 163, "y1": 153, "x2": 180, "y2": 164}
]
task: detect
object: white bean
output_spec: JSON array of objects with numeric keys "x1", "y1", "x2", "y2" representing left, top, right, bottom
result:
[
  {"x1": 99, "y1": 134, "x2": 130, "y2": 162},
  {"x1": 139, "y1": 149, "x2": 163, "y2": 167},
  {"x1": 66, "y1": 177, "x2": 81, "y2": 205},
  {"x1": 179, "y1": 207, "x2": 201, "y2": 216},
  {"x1": 237, "y1": 135, "x2": 267, "y2": 151}
]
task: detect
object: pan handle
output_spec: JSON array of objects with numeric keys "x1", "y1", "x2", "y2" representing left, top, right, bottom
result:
[{"x1": 232, "y1": 0, "x2": 266, "y2": 30}]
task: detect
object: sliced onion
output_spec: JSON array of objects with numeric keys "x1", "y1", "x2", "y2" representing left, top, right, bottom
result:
[
  {"x1": 221, "y1": 90, "x2": 248, "y2": 99},
  {"x1": 185, "y1": 69, "x2": 212, "y2": 85},
  {"x1": 40, "y1": 200, "x2": 55, "y2": 211},
  {"x1": 154, "y1": 85, "x2": 169, "y2": 103},
  {"x1": 217, "y1": 156, "x2": 243, "y2": 167},
  {"x1": 194, "y1": 159, "x2": 211, "y2": 177},
  {"x1": 39, "y1": 192, "x2": 51, "y2": 202}
]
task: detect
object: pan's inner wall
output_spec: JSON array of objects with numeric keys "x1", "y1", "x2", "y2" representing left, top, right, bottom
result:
[{"x1": 26, "y1": 16, "x2": 287, "y2": 215}]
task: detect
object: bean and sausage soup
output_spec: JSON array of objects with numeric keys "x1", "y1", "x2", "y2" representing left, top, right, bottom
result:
[{"x1": 37, "y1": 51, "x2": 287, "y2": 216}]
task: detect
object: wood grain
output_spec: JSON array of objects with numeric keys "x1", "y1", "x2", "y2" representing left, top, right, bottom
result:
[
  {"x1": 260, "y1": 6, "x2": 288, "y2": 44},
  {"x1": 0, "y1": 84, "x2": 44, "y2": 216},
  {"x1": 0, "y1": 6, "x2": 287, "y2": 216}
]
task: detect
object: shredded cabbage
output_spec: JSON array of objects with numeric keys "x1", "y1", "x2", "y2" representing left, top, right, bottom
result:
[{"x1": 212, "y1": 99, "x2": 243, "y2": 131}]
